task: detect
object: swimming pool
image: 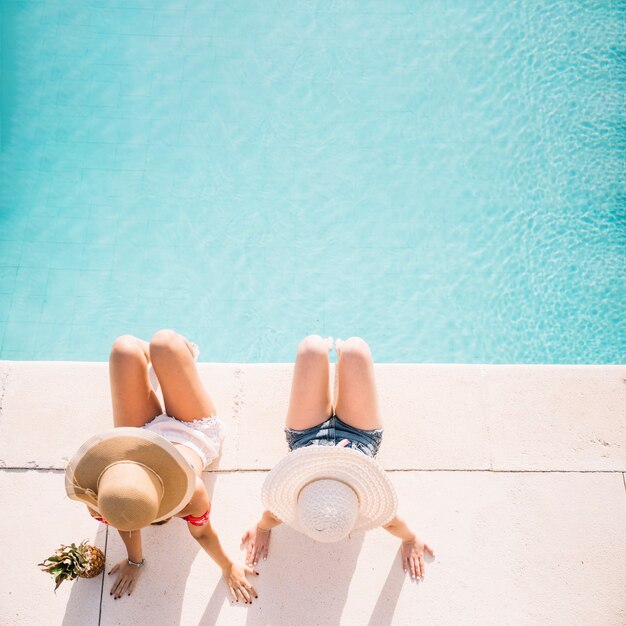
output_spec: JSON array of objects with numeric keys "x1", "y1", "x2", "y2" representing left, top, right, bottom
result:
[{"x1": 0, "y1": 1, "x2": 624, "y2": 363}]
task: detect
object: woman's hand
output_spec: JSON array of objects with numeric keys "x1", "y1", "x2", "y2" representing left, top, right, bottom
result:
[
  {"x1": 223, "y1": 562, "x2": 258, "y2": 604},
  {"x1": 241, "y1": 525, "x2": 271, "y2": 565},
  {"x1": 108, "y1": 559, "x2": 144, "y2": 599},
  {"x1": 401, "y1": 537, "x2": 434, "y2": 580}
]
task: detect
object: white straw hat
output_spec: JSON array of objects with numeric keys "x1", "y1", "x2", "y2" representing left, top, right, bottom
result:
[
  {"x1": 262, "y1": 446, "x2": 397, "y2": 543},
  {"x1": 65, "y1": 428, "x2": 196, "y2": 531}
]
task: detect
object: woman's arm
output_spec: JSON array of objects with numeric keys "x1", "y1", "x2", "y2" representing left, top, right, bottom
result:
[
  {"x1": 85, "y1": 506, "x2": 145, "y2": 599},
  {"x1": 108, "y1": 529, "x2": 145, "y2": 599},
  {"x1": 188, "y1": 519, "x2": 258, "y2": 604},
  {"x1": 117, "y1": 529, "x2": 143, "y2": 562},
  {"x1": 184, "y1": 478, "x2": 258, "y2": 604},
  {"x1": 383, "y1": 515, "x2": 435, "y2": 579},
  {"x1": 241, "y1": 509, "x2": 282, "y2": 565},
  {"x1": 383, "y1": 515, "x2": 415, "y2": 541},
  {"x1": 258, "y1": 509, "x2": 282, "y2": 531}
]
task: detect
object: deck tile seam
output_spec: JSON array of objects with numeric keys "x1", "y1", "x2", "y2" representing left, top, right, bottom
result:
[
  {"x1": 97, "y1": 526, "x2": 109, "y2": 626},
  {"x1": 2, "y1": 467, "x2": 625, "y2": 474}
]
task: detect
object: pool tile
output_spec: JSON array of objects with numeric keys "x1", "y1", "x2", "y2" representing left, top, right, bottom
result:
[
  {"x1": 115, "y1": 117, "x2": 152, "y2": 145},
  {"x1": 56, "y1": 114, "x2": 121, "y2": 145},
  {"x1": 46, "y1": 269, "x2": 83, "y2": 296},
  {"x1": 0, "y1": 212, "x2": 27, "y2": 242},
  {"x1": 0, "y1": 294, "x2": 13, "y2": 322},
  {"x1": 11, "y1": 292, "x2": 47, "y2": 326},
  {"x1": 57, "y1": 4, "x2": 93, "y2": 27},
  {"x1": 183, "y1": 7, "x2": 217, "y2": 37},
  {"x1": 78, "y1": 169, "x2": 116, "y2": 198},
  {"x1": 85, "y1": 219, "x2": 118, "y2": 246},
  {"x1": 111, "y1": 248, "x2": 148, "y2": 274},
  {"x1": 70, "y1": 324, "x2": 111, "y2": 354},
  {"x1": 88, "y1": 203, "x2": 117, "y2": 220},
  {"x1": 95, "y1": 6, "x2": 156, "y2": 35},
  {"x1": 23, "y1": 216, "x2": 57, "y2": 243},
  {"x1": 152, "y1": 10, "x2": 186, "y2": 36},
  {"x1": 0, "y1": 267, "x2": 18, "y2": 294},
  {"x1": 41, "y1": 293, "x2": 75, "y2": 323},
  {"x1": 109, "y1": 170, "x2": 145, "y2": 197},
  {"x1": 14, "y1": 266, "x2": 48, "y2": 294},
  {"x1": 89, "y1": 79, "x2": 121, "y2": 108},
  {"x1": 177, "y1": 120, "x2": 212, "y2": 147},
  {"x1": 99, "y1": 291, "x2": 141, "y2": 326},
  {"x1": 141, "y1": 170, "x2": 174, "y2": 196},
  {"x1": 21, "y1": 242, "x2": 83, "y2": 270},
  {"x1": 73, "y1": 295, "x2": 102, "y2": 326},
  {"x1": 2, "y1": 321, "x2": 40, "y2": 352},
  {"x1": 0, "y1": 241, "x2": 23, "y2": 267},
  {"x1": 54, "y1": 218, "x2": 89, "y2": 244},
  {"x1": 34, "y1": 322, "x2": 74, "y2": 354},
  {"x1": 77, "y1": 269, "x2": 111, "y2": 293},
  {"x1": 115, "y1": 145, "x2": 147, "y2": 170},
  {"x1": 119, "y1": 211, "x2": 153, "y2": 240},
  {"x1": 80, "y1": 244, "x2": 114, "y2": 270}
]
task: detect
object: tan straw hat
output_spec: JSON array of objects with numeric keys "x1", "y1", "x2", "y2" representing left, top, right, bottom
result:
[
  {"x1": 65, "y1": 428, "x2": 196, "y2": 531},
  {"x1": 262, "y1": 445, "x2": 397, "y2": 543}
]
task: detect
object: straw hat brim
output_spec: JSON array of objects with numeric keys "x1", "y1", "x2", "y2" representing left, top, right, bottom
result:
[
  {"x1": 262, "y1": 445, "x2": 397, "y2": 533},
  {"x1": 65, "y1": 427, "x2": 196, "y2": 523}
]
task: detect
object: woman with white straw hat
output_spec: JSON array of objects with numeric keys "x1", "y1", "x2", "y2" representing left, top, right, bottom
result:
[
  {"x1": 66, "y1": 330, "x2": 258, "y2": 604},
  {"x1": 242, "y1": 335, "x2": 434, "y2": 580}
]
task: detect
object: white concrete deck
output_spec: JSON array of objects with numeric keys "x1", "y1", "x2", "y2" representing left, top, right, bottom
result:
[{"x1": 1, "y1": 362, "x2": 625, "y2": 625}]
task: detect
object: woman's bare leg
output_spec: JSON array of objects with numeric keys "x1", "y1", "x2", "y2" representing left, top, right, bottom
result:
[
  {"x1": 149, "y1": 329, "x2": 216, "y2": 422},
  {"x1": 334, "y1": 337, "x2": 383, "y2": 430},
  {"x1": 285, "y1": 335, "x2": 333, "y2": 430},
  {"x1": 109, "y1": 335, "x2": 163, "y2": 427}
]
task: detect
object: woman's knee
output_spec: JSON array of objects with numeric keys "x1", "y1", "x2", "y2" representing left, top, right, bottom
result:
[
  {"x1": 109, "y1": 335, "x2": 145, "y2": 364},
  {"x1": 296, "y1": 335, "x2": 330, "y2": 363},
  {"x1": 149, "y1": 329, "x2": 185, "y2": 359},
  {"x1": 338, "y1": 337, "x2": 372, "y2": 366}
]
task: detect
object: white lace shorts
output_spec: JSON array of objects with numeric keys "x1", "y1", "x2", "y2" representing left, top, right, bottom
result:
[{"x1": 143, "y1": 413, "x2": 224, "y2": 469}]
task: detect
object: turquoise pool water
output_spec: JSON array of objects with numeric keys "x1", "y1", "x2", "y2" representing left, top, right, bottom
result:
[{"x1": 0, "y1": 1, "x2": 624, "y2": 363}]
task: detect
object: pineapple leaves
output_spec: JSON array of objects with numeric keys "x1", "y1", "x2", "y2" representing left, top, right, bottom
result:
[{"x1": 39, "y1": 540, "x2": 105, "y2": 590}]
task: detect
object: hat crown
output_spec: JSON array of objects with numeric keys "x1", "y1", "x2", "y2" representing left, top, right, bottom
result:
[
  {"x1": 98, "y1": 461, "x2": 164, "y2": 531},
  {"x1": 297, "y1": 479, "x2": 358, "y2": 543},
  {"x1": 261, "y1": 445, "x2": 398, "y2": 538}
]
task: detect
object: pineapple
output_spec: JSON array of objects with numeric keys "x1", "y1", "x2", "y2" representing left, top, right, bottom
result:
[{"x1": 38, "y1": 540, "x2": 105, "y2": 591}]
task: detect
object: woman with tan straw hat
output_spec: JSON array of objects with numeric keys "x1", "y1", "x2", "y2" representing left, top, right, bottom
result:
[
  {"x1": 66, "y1": 330, "x2": 258, "y2": 604},
  {"x1": 242, "y1": 335, "x2": 434, "y2": 580}
]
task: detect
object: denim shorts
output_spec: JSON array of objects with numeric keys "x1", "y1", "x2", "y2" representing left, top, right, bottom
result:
[{"x1": 285, "y1": 415, "x2": 383, "y2": 458}]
